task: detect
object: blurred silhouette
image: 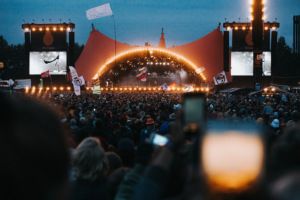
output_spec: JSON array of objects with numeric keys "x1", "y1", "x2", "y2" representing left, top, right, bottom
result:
[{"x1": 0, "y1": 92, "x2": 69, "y2": 200}]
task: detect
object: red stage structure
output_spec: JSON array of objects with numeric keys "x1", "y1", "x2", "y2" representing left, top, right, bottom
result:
[{"x1": 76, "y1": 26, "x2": 224, "y2": 83}]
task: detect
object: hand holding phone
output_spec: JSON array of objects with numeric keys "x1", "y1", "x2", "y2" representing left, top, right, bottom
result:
[
  {"x1": 149, "y1": 133, "x2": 169, "y2": 147},
  {"x1": 183, "y1": 92, "x2": 206, "y2": 131}
]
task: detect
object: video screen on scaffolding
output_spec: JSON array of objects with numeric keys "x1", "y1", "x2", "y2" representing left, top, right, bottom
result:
[
  {"x1": 29, "y1": 51, "x2": 67, "y2": 75},
  {"x1": 231, "y1": 52, "x2": 253, "y2": 76},
  {"x1": 231, "y1": 52, "x2": 271, "y2": 76},
  {"x1": 262, "y1": 52, "x2": 271, "y2": 76}
]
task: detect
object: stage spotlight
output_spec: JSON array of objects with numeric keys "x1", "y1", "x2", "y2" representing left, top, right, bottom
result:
[
  {"x1": 242, "y1": 26, "x2": 246, "y2": 30},
  {"x1": 25, "y1": 87, "x2": 29, "y2": 94},
  {"x1": 53, "y1": 27, "x2": 57, "y2": 31},
  {"x1": 24, "y1": 27, "x2": 30, "y2": 32},
  {"x1": 226, "y1": 26, "x2": 231, "y2": 31},
  {"x1": 67, "y1": 87, "x2": 71, "y2": 91},
  {"x1": 264, "y1": 26, "x2": 269, "y2": 30},
  {"x1": 59, "y1": 86, "x2": 64, "y2": 91},
  {"x1": 32, "y1": 27, "x2": 36, "y2": 31},
  {"x1": 66, "y1": 27, "x2": 71, "y2": 32},
  {"x1": 39, "y1": 27, "x2": 43, "y2": 31},
  {"x1": 271, "y1": 26, "x2": 277, "y2": 30},
  {"x1": 234, "y1": 26, "x2": 239, "y2": 30},
  {"x1": 60, "y1": 27, "x2": 64, "y2": 31},
  {"x1": 46, "y1": 27, "x2": 50, "y2": 31}
]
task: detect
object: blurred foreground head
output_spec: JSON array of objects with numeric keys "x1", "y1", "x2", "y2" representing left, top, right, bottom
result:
[{"x1": 0, "y1": 93, "x2": 69, "y2": 200}]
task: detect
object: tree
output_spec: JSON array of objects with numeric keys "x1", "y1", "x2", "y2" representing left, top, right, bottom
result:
[{"x1": 274, "y1": 36, "x2": 296, "y2": 77}]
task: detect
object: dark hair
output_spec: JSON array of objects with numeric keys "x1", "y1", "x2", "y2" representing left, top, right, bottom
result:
[{"x1": 0, "y1": 93, "x2": 69, "y2": 200}]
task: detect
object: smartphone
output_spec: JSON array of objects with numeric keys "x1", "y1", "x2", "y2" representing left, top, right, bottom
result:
[
  {"x1": 183, "y1": 92, "x2": 206, "y2": 130},
  {"x1": 150, "y1": 133, "x2": 169, "y2": 146}
]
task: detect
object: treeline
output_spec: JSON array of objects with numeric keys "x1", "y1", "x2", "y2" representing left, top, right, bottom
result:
[{"x1": 273, "y1": 37, "x2": 300, "y2": 77}]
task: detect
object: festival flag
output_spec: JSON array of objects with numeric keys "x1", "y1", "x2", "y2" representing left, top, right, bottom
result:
[
  {"x1": 161, "y1": 83, "x2": 169, "y2": 91},
  {"x1": 86, "y1": 3, "x2": 113, "y2": 20},
  {"x1": 41, "y1": 70, "x2": 50, "y2": 78},
  {"x1": 69, "y1": 66, "x2": 85, "y2": 96},
  {"x1": 136, "y1": 67, "x2": 147, "y2": 82},
  {"x1": 213, "y1": 71, "x2": 228, "y2": 85}
]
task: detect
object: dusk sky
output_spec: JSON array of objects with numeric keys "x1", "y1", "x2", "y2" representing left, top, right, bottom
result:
[{"x1": 1, "y1": 0, "x2": 300, "y2": 47}]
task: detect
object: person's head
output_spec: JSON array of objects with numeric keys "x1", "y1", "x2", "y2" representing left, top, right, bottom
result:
[
  {"x1": 0, "y1": 93, "x2": 69, "y2": 200},
  {"x1": 145, "y1": 117, "x2": 155, "y2": 128},
  {"x1": 105, "y1": 152, "x2": 123, "y2": 175},
  {"x1": 271, "y1": 119, "x2": 280, "y2": 129},
  {"x1": 117, "y1": 138, "x2": 135, "y2": 167},
  {"x1": 270, "y1": 172, "x2": 300, "y2": 200},
  {"x1": 73, "y1": 137, "x2": 109, "y2": 182},
  {"x1": 270, "y1": 125, "x2": 300, "y2": 177}
]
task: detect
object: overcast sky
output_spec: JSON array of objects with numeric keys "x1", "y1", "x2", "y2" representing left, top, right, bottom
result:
[{"x1": 0, "y1": 0, "x2": 299, "y2": 46}]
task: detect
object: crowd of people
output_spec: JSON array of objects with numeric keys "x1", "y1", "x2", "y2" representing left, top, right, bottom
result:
[{"x1": 2, "y1": 90, "x2": 300, "y2": 200}]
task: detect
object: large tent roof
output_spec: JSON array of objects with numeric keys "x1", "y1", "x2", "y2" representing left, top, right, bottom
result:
[{"x1": 75, "y1": 27, "x2": 224, "y2": 83}]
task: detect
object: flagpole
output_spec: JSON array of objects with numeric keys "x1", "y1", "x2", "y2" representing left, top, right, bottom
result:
[
  {"x1": 112, "y1": 14, "x2": 117, "y2": 67},
  {"x1": 49, "y1": 74, "x2": 53, "y2": 88}
]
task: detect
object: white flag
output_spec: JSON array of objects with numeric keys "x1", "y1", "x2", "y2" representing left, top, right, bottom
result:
[
  {"x1": 213, "y1": 71, "x2": 228, "y2": 85},
  {"x1": 69, "y1": 66, "x2": 85, "y2": 96},
  {"x1": 69, "y1": 66, "x2": 78, "y2": 80},
  {"x1": 86, "y1": 3, "x2": 113, "y2": 20},
  {"x1": 92, "y1": 85, "x2": 101, "y2": 95}
]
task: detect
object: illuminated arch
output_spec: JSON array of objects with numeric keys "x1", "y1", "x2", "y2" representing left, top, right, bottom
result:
[{"x1": 93, "y1": 47, "x2": 207, "y2": 81}]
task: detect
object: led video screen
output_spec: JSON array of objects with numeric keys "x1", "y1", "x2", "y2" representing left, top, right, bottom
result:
[
  {"x1": 30, "y1": 51, "x2": 67, "y2": 75},
  {"x1": 262, "y1": 52, "x2": 271, "y2": 76},
  {"x1": 231, "y1": 52, "x2": 253, "y2": 76}
]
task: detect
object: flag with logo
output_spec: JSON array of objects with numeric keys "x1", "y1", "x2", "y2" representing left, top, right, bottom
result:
[
  {"x1": 136, "y1": 67, "x2": 147, "y2": 82},
  {"x1": 86, "y1": 3, "x2": 113, "y2": 20},
  {"x1": 213, "y1": 71, "x2": 228, "y2": 85},
  {"x1": 69, "y1": 66, "x2": 85, "y2": 96},
  {"x1": 41, "y1": 70, "x2": 50, "y2": 78},
  {"x1": 161, "y1": 83, "x2": 168, "y2": 91}
]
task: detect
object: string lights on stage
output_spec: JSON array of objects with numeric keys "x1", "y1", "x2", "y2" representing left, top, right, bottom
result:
[
  {"x1": 92, "y1": 47, "x2": 207, "y2": 81},
  {"x1": 24, "y1": 86, "x2": 211, "y2": 95},
  {"x1": 22, "y1": 23, "x2": 75, "y2": 33}
]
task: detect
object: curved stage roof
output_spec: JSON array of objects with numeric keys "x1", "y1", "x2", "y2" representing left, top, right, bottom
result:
[{"x1": 75, "y1": 27, "x2": 224, "y2": 83}]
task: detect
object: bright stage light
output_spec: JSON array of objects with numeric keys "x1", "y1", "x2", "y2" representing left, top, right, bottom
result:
[
  {"x1": 67, "y1": 87, "x2": 71, "y2": 91},
  {"x1": 264, "y1": 26, "x2": 269, "y2": 30},
  {"x1": 46, "y1": 27, "x2": 50, "y2": 31},
  {"x1": 242, "y1": 26, "x2": 246, "y2": 30},
  {"x1": 272, "y1": 26, "x2": 277, "y2": 31},
  {"x1": 25, "y1": 87, "x2": 29, "y2": 94},
  {"x1": 53, "y1": 27, "x2": 57, "y2": 31},
  {"x1": 39, "y1": 27, "x2": 43, "y2": 31},
  {"x1": 226, "y1": 27, "x2": 232, "y2": 31},
  {"x1": 53, "y1": 87, "x2": 57, "y2": 91},
  {"x1": 234, "y1": 26, "x2": 239, "y2": 30},
  {"x1": 66, "y1": 27, "x2": 71, "y2": 32},
  {"x1": 60, "y1": 27, "x2": 64, "y2": 31},
  {"x1": 32, "y1": 27, "x2": 36, "y2": 31},
  {"x1": 24, "y1": 27, "x2": 30, "y2": 32}
]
